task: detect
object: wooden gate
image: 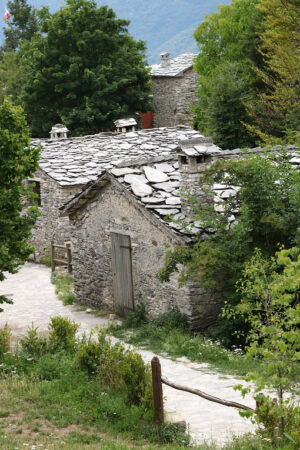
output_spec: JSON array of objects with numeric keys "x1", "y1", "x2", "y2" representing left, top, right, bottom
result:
[{"x1": 111, "y1": 231, "x2": 134, "y2": 316}]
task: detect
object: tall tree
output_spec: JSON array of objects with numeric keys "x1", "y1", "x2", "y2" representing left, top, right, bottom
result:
[
  {"x1": 19, "y1": 0, "x2": 152, "y2": 137},
  {"x1": 246, "y1": 0, "x2": 300, "y2": 143},
  {"x1": 193, "y1": 0, "x2": 264, "y2": 149},
  {"x1": 1, "y1": 0, "x2": 39, "y2": 53},
  {"x1": 0, "y1": 99, "x2": 40, "y2": 311}
]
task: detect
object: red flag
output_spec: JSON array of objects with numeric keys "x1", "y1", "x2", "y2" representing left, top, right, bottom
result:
[{"x1": 4, "y1": 10, "x2": 12, "y2": 21}]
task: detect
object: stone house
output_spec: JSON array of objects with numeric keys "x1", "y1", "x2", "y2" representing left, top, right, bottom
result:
[
  {"x1": 151, "y1": 52, "x2": 199, "y2": 128},
  {"x1": 60, "y1": 137, "x2": 225, "y2": 330},
  {"x1": 60, "y1": 139, "x2": 299, "y2": 328},
  {"x1": 30, "y1": 125, "x2": 201, "y2": 262}
]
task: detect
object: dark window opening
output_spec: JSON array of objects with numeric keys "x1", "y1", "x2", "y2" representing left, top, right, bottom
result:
[
  {"x1": 29, "y1": 181, "x2": 41, "y2": 206},
  {"x1": 180, "y1": 155, "x2": 188, "y2": 165},
  {"x1": 196, "y1": 155, "x2": 204, "y2": 164}
]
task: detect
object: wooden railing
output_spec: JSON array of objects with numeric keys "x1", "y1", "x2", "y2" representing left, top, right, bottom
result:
[
  {"x1": 151, "y1": 356, "x2": 254, "y2": 425},
  {"x1": 50, "y1": 241, "x2": 72, "y2": 274}
]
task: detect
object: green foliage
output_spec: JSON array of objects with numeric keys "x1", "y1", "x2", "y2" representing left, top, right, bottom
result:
[
  {"x1": 193, "y1": 61, "x2": 256, "y2": 149},
  {"x1": 51, "y1": 272, "x2": 74, "y2": 305},
  {"x1": 158, "y1": 151, "x2": 300, "y2": 345},
  {"x1": 0, "y1": 324, "x2": 11, "y2": 358},
  {"x1": 19, "y1": 324, "x2": 47, "y2": 359},
  {"x1": 48, "y1": 316, "x2": 79, "y2": 353},
  {"x1": 193, "y1": 0, "x2": 263, "y2": 148},
  {"x1": 228, "y1": 247, "x2": 300, "y2": 446},
  {"x1": 121, "y1": 302, "x2": 147, "y2": 328},
  {"x1": 78, "y1": 328, "x2": 153, "y2": 410},
  {"x1": 1, "y1": 0, "x2": 39, "y2": 53},
  {"x1": 19, "y1": 0, "x2": 152, "y2": 137},
  {"x1": 245, "y1": 0, "x2": 300, "y2": 143},
  {"x1": 0, "y1": 99, "x2": 40, "y2": 310}
]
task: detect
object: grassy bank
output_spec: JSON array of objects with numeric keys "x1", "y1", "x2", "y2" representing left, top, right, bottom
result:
[{"x1": 109, "y1": 307, "x2": 260, "y2": 378}]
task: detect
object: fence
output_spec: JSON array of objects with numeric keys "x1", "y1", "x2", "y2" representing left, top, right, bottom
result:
[
  {"x1": 151, "y1": 356, "x2": 254, "y2": 425},
  {"x1": 50, "y1": 241, "x2": 72, "y2": 274}
]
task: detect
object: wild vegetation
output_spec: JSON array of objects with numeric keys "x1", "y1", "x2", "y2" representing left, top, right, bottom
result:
[
  {"x1": 0, "y1": 317, "x2": 191, "y2": 449},
  {"x1": 193, "y1": 0, "x2": 300, "y2": 148},
  {"x1": 0, "y1": 99, "x2": 40, "y2": 311}
]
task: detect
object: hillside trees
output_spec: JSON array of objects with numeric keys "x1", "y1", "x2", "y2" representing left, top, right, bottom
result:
[
  {"x1": 246, "y1": 0, "x2": 300, "y2": 143},
  {"x1": 0, "y1": 99, "x2": 40, "y2": 311},
  {"x1": 193, "y1": 0, "x2": 300, "y2": 147},
  {"x1": 193, "y1": 0, "x2": 264, "y2": 149},
  {"x1": 19, "y1": 0, "x2": 152, "y2": 137}
]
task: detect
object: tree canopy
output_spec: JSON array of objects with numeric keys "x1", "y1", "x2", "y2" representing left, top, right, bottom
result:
[
  {"x1": 0, "y1": 99, "x2": 40, "y2": 310},
  {"x1": 1, "y1": 0, "x2": 39, "y2": 53},
  {"x1": 193, "y1": 0, "x2": 300, "y2": 148},
  {"x1": 18, "y1": 0, "x2": 152, "y2": 137}
]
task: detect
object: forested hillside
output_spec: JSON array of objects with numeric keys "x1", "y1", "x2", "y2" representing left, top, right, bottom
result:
[{"x1": 1, "y1": 0, "x2": 229, "y2": 62}]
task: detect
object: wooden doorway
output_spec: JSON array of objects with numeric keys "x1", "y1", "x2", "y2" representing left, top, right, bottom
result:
[{"x1": 111, "y1": 231, "x2": 134, "y2": 316}]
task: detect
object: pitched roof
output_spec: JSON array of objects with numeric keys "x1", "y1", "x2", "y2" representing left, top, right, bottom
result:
[
  {"x1": 60, "y1": 145, "x2": 299, "y2": 238},
  {"x1": 32, "y1": 126, "x2": 202, "y2": 186},
  {"x1": 151, "y1": 53, "x2": 198, "y2": 77}
]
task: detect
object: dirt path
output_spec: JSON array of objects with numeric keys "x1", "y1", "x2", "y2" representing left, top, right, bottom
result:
[{"x1": 0, "y1": 263, "x2": 256, "y2": 447}]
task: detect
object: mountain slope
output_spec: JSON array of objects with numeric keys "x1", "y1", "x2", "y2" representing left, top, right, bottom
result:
[{"x1": 1, "y1": 0, "x2": 230, "y2": 62}]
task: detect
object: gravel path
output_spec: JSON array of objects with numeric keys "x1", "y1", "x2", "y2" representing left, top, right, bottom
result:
[{"x1": 0, "y1": 263, "x2": 256, "y2": 447}]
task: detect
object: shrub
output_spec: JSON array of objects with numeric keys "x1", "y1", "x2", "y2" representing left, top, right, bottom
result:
[
  {"x1": 48, "y1": 316, "x2": 79, "y2": 353},
  {"x1": 121, "y1": 302, "x2": 147, "y2": 328},
  {"x1": 0, "y1": 324, "x2": 11, "y2": 358},
  {"x1": 20, "y1": 324, "x2": 47, "y2": 359}
]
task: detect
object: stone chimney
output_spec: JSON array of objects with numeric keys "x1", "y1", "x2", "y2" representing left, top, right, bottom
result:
[
  {"x1": 177, "y1": 137, "x2": 221, "y2": 214},
  {"x1": 114, "y1": 118, "x2": 137, "y2": 133},
  {"x1": 50, "y1": 124, "x2": 69, "y2": 140},
  {"x1": 160, "y1": 52, "x2": 171, "y2": 68}
]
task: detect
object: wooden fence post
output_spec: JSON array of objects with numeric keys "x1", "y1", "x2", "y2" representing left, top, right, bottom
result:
[
  {"x1": 66, "y1": 243, "x2": 72, "y2": 274},
  {"x1": 50, "y1": 241, "x2": 55, "y2": 273},
  {"x1": 151, "y1": 356, "x2": 164, "y2": 424}
]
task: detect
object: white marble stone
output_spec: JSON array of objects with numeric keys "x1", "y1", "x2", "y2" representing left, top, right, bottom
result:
[
  {"x1": 131, "y1": 183, "x2": 153, "y2": 197},
  {"x1": 143, "y1": 166, "x2": 169, "y2": 183},
  {"x1": 166, "y1": 197, "x2": 181, "y2": 205}
]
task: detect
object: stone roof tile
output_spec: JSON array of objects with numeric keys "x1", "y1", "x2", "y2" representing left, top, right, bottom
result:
[
  {"x1": 151, "y1": 53, "x2": 198, "y2": 77},
  {"x1": 33, "y1": 126, "x2": 202, "y2": 186}
]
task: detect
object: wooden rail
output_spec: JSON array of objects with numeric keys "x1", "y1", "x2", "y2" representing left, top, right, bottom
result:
[
  {"x1": 151, "y1": 356, "x2": 254, "y2": 425},
  {"x1": 50, "y1": 241, "x2": 72, "y2": 274}
]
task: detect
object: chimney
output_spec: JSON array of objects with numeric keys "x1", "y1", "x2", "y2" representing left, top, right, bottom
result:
[
  {"x1": 177, "y1": 137, "x2": 221, "y2": 214},
  {"x1": 160, "y1": 52, "x2": 171, "y2": 68},
  {"x1": 114, "y1": 118, "x2": 137, "y2": 133},
  {"x1": 50, "y1": 124, "x2": 69, "y2": 140}
]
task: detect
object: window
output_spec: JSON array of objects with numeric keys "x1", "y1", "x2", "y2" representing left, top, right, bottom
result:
[
  {"x1": 28, "y1": 180, "x2": 41, "y2": 206},
  {"x1": 180, "y1": 155, "x2": 188, "y2": 165}
]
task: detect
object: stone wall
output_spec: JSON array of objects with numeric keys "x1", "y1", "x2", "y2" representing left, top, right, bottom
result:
[
  {"x1": 69, "y1": 180, "x2": 223, "y2": 329},
  {"x1": 30, "y1": 169, "x2": 81, "y2": 262},
  {"x1": 152, "y1": 68, "x2": 199, "y2": 128}
]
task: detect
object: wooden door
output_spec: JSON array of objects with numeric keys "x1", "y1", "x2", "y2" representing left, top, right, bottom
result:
[{"x1": 111, "y1": 231, "x2": 134, "y2": 316}]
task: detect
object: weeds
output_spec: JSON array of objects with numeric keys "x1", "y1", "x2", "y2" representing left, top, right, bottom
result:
[
  {"x1": 110, "y1": 309, "x2": 259, "y2": 377},
  {"x1": 51, "y1": 272, "x2": 74, "y2": 305}
]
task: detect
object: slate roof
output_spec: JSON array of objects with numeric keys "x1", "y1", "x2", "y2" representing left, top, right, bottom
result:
[
  {"x1": 151, "y1": 53, "x2": 198, "y2": 77},
  {"x1": 60, "y1": 145, "x2": 299, "y2": 239},
  {"x1": 32, "y1": 126, "x2": 202, "y2": 186}
]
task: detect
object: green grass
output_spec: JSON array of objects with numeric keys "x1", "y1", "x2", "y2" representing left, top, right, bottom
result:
[
  {"x1": 110, "y1": 309, "x2": 261, "y2": 378},
  {"x1": 51, "y1": 272, "x2": 75, "y2": 305}
]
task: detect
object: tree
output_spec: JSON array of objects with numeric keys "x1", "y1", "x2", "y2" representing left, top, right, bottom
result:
[
  {"x1": 19, "y1": 0, "x2": 152, "y2": 137},
  {"x1": 193, "y1": 0, "x2": 264, "y2": 148},
  {"x1": 158, "y1": 151, "x2": 300, "y2": 345},
  {"x1": 1, "y1": 0, "x2": 39, "y2": 53},
  {"x1": 245, "y1": 0, "x2": 300, "y2": 143},
  {"x1": 229, "y1": 248, "x2": 300, "y2": 447},
  {"x1": 0, "y1": 99, "x2": 40, "y2": 311}
]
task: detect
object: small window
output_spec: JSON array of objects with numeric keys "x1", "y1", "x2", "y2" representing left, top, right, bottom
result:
[
  {"x1": 28, "y1": 180, "x2": 41, "y2": 206},
  {"x1": 196, "y1": 155, "x2": 204, "y2": 164},
  {"x1": 180, "y1": 155, "x2": 188, "y2": 165}
]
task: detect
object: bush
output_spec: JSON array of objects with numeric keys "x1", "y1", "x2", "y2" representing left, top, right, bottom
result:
[
  {"x1": 48, "y1": 316, "x2": 79, "y2": 353},
  {"x1": 0, "y1": 324, "x2": 11, "y2": 359},
  {"x1": 121, "y1": 302, "x2": 147, "y2": 328},
  {"x1": 20, "y1": 324, "x2": 47, "y2": 359}
]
